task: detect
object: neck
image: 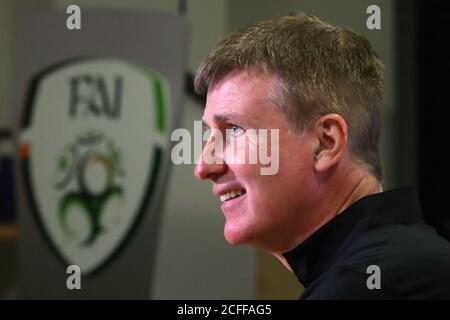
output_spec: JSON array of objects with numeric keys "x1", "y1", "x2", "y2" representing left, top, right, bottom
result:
[
  {"x1": 334, "y1": 172, "x2": 382, "y2": 218},
  {"x1": 272, "y1": 167, "x2": 382, "y2": 272}
]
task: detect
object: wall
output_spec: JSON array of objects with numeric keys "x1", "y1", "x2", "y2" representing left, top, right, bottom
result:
[{"x1": 47, "y1": 0, "x2": 255, "y2": 299}]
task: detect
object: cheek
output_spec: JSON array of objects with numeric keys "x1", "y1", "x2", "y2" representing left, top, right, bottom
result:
[
  {"x1": 227, "y1": 163, "x2": 261, "y2": 183},
  {"x1": 223, "y1": 134, "x2": 258, "y2": 166},
  {"x1": 246, "y1": 174, "x2": 290, "y2": 217},
  {"x1": 280, "y1": 138, "x2": 313, "y2": 174},
  {"x1": 268, "y1": 144, "x2": 314, "y2": 204},
  {"x1": 224, "y1": 129, "x2": 279, "y2": 167}
]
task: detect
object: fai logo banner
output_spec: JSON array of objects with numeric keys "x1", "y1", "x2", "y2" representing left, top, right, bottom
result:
[{"x1": 19, "y1": 58, "x2": 170, "y2": 274}]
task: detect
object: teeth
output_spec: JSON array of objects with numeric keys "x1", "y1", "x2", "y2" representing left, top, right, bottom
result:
[{"x1": 220, "y1": 189, "x2": 246, "y2": 202}]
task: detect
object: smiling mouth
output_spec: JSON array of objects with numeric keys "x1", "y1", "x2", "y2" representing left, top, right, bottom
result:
[{"x1": 220, "y1": 189, "x2": 247, "y2": 203}]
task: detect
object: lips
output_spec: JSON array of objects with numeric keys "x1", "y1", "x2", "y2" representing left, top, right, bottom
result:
[
  {"x1": 220, "y1": 191, "x2": 247, "y2": 211},
  {"x1": 219, "y1": 189, "x2": 247, "y2": 202}
]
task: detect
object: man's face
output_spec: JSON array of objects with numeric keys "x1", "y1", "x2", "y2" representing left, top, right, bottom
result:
[{"x1": 194, "y1": 70, "x2": 318, "y2": 252}]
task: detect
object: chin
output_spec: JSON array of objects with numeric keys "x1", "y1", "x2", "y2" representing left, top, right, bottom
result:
[{"x1": 223, "y1": 222, "x2": 247, "y2": 245}]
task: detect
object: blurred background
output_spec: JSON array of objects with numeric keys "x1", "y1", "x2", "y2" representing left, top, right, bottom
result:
[{"x1": 0, "y1": 0, "x2": 447, "y2": 299}]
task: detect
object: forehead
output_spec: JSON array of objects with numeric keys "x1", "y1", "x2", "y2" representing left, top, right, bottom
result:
[{"x1": 203, "y1": 70, "x2": 277, "y2": 125}]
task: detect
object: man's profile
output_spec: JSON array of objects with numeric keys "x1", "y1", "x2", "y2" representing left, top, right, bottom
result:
[{"x1": 193, "y1": 12, "x2": 450, "y2": 299}]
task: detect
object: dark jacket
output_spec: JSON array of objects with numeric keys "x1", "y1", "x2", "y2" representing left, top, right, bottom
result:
[{"x1": 283, "y1": 188, "x2": 450, "y2": 299}]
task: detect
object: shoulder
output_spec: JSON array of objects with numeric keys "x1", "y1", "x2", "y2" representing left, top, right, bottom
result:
[
  {"x1": 382, "y1": 222, "x2": 450, "y2": 298},
  {"x1": 339, "y1": 222, "x2": 450, "y2": 299},
  {"x1": 303, "y1": 222, "x2": 450, "y2": 299},
  {"x1": 301, "y1": 264, "x2": 394, "y2": 299}
]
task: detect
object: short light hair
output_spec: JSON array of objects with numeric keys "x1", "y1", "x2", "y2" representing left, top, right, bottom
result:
[{"x1": 194, "y1": 12, "x2": 384, "y2": 182}]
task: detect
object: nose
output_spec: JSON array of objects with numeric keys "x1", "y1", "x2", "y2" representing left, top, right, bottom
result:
[
  {"x1": 194, "y1": 161, "x2": 227, "y2": 181},
  {"x1": 194, "y1": 135, "x2": 227, "y2": 181}
]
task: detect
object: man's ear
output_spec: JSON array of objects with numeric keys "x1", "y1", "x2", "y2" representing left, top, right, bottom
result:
[{"x1": 312, "y1": 113, "x2": 348, "y2": 172}]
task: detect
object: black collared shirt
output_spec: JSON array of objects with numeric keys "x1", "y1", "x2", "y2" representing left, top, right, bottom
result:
[{"x1": 283, "y1": 188, "x2": 450, "y2": 299}]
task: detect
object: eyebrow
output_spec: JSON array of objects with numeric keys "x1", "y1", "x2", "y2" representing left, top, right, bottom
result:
[{"x1": 202, "y1": 112, "x2": 242, "y2": 128}]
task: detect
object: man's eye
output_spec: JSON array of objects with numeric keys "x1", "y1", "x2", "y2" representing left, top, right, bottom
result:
[{"x1": 229, "y1": 125, "x2": 244, "y2": 136}]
